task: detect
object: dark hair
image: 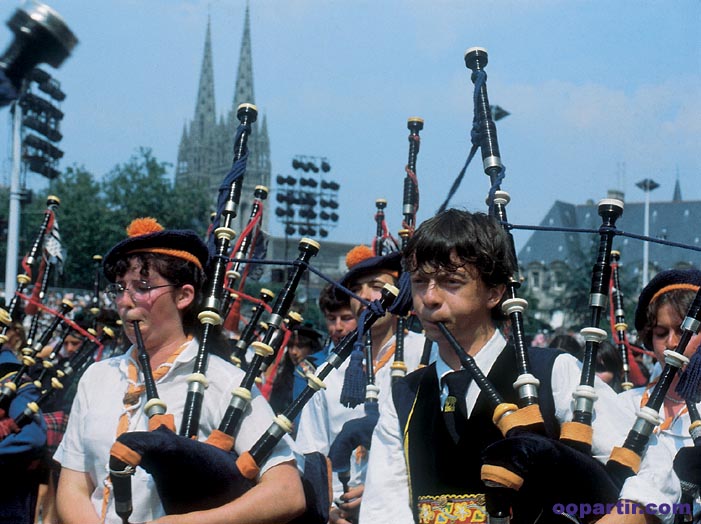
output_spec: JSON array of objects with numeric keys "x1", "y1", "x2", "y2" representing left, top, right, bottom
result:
[
  {"x1": 550, "y1": 334, "x2": 583, "y2": 361},
  {"x1": 318, "y1": 283, "x2": 351, "y2": 314},
  {"x1": 403, "y1": 209, "x2": 516, "y2": 319},
  {"x1": 595, "y1": 339, "x2": 624, "y2": 393},
  {"x1": 289, "y1": 329, "x2": 322, "y2": 355},
  {"x1": 103, "y1": 252, "x2": 206, "y2": 336},
  {"x1": 640, "y1": 288, "x2": 696, "y2": 351}
]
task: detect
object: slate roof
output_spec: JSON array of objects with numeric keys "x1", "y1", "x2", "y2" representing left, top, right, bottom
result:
[{"x1": 518, "y1": 198, "x2": 701, "y2": 272}]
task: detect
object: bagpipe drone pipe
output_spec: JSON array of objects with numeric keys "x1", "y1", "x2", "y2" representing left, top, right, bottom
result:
[
  {"x1": 220, "y1": 185, "x2": 269, "y2": 334},
  {"x1": 0, "y1": 196, "x2": 60, "y2": 349},
  {"x1": 372, "y1": 198, "x2": 399, "y2": 258},
  {"x1": 229, "y1": 287, "x2": 275, "y2": 368},
  {"x1": 433, "y1": 47, "x2": 625, "y2": 523},
  {"x1": 179, "y1": 102, "x2": 258, "y2": 439},
  {"x1": 673, "y1": 401, "x2": 701, "y2": 524},
  {"x1": 89, "y1": 254, "x2": 104, "y2": 321},
  {"x1": 608, "y1": 250, "x2": 648, "y2": 391},
  {"x1": 393, "y1": 117, "x2": 424, "y2": 384}
]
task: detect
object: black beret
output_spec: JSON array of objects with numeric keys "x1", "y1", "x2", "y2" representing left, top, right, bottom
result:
[
  {"x1": 292, "y1": 323, "x2": 324, "y2": 344},
  {"x1": 634, "y1": 269, "x2": 701, "y2": 332},
  {"x1": 340, "y1": 250, "x2": 401, "y2": 289},
  {"x1": 103, "y1": 218, "x2": 208, "y2": 282}
]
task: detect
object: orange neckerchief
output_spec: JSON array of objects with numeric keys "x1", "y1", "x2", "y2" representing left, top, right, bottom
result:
[
  {"x1": 372, "y1": 341, "x2": 396, "y2": 375},
  {"x1": 640, "y1": 379, "x2": 688, "y2": 433},
  {"x1": 100, "y1": 337, "x2": 191, "y2": 523}
]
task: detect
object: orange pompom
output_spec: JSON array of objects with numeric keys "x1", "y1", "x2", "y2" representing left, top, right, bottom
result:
[
  {"x1": 345, "y1": 245, "x2": 374, "y2": 269},
  {"x1": 126, "y1": 217, "x2": 164, "y2": 238}
]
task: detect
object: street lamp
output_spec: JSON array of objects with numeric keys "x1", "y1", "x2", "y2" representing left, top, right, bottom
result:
[
  {"x1": 5, "y1": 69, "x2": 67, "y2": 301},
  {"x1": 636, "y1": 178, "x2": 660, "y2": 287}
]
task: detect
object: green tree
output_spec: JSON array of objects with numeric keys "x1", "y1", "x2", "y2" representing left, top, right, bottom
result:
[
  {"x1": 103, "y1": 148, "x2": 176, "y2": 228},
  {"x1": 170, "y1": 173, "x2": 212, "y2": 233},
  {"x1": 103, "y1": 147, "x2": 212, "y2": 234}
]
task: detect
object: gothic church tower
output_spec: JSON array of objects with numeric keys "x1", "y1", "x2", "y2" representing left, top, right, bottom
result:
[{"x1": 176, "y1": 3, "x2": 271, "y2": 234}]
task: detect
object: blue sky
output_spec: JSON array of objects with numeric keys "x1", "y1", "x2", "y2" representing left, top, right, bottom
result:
[{"x1": 0, "y1": 0, "x2": 698, "y2": 251}]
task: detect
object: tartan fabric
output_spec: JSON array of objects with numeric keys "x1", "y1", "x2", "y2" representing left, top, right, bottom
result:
[{"x1": 43, "y1": 411, "x2": 68, "y2": 454}]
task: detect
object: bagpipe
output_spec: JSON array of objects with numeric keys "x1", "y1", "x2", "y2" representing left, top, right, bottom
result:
[
  {"x1": 437, "y1": 45, "x2": 701, "y2": 524},
  {"x1": 221, "y1": 185, "x2": 269, "y2": 334},
  {"x1": 393, "y1": 116, "x2": 424, "y2": 384},
  {"x1": 372, "y1": 198, "x2": 398, "y2": 257},
  {"x1": 0, "y1": 299, "x2": 74, "y2": 412},
  {"x1": 0, "y1": 195, "x2": 109, "y2": 446},
  {"x1": 673, "y1": 401, "x2": 701, "y2": 524},
  {"x1": 229, "y1": 287, "x2": 275, "y2": 368},
  {"x1": 608, "y1": 250, "x2": 647, "y2": 390},
  {"x1": 180, "y1": 102, "x2": 259, "y2": 439},
  {"x1": 430, "y1": 47, "x2": 627, "y2": 523},
  {"x1": 10, "y1": 325, "x2": 111, "y2": 435},
  {"x1": 0, "y1": 196, "x2": 60, "y2": 345},
  {"x1": 0, "y1": 196, "x2": 64, "y2": 410}
]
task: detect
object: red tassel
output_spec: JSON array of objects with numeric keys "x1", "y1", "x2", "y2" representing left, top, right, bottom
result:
[{"x1": 24, "y1": 258, "x2": 47, "y2": 316}]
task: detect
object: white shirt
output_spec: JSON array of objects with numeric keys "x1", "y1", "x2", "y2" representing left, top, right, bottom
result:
[
  {"x1": 295, "y1": 331, "x2": 428, "y2": 502},
  {"x1": 54, "y1": 338, "x2": 297, "y2": 524},
  {"x1": 361, "y1": 331, "x2": 668, "y2": 524}
]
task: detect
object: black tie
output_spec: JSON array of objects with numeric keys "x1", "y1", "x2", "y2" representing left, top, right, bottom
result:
[{"x1": 442, "y1": 369, "x2": 470, "y2": 443}]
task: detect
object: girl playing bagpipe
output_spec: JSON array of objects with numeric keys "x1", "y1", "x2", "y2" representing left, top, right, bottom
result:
[
  {"x1": 54, "y1": 218, "x2": 304, "y2": 524},
  {"x1": 612, "y1": 269, "x2": 701, "y2": 523}
]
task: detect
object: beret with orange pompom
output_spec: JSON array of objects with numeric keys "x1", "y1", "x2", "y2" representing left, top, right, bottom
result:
[
  {"x1": 339, "y1": 245, "x2": 401, "y2": 288},
  {"x1": 103, "y1": 217, "x2": 209, "y2": 282}
]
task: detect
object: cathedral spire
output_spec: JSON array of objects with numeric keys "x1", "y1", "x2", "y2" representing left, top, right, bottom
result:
[
  {"x1": 673, "y1": 168, "x2": 682, "y2": 202},
  {"x1": 193, "y1": 16, "x2": 216, "y2": 138},
  {"x1": 232, "y1": 1, "x2": 255, "y2": 111}
]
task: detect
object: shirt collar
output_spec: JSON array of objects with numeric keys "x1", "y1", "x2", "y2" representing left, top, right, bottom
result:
[
  {"x1": 435, "y1": 330, "x2": 506, "y2": 385},
  {"x1": 118, "y1": 337, "x2": 198, "y2": 376}
]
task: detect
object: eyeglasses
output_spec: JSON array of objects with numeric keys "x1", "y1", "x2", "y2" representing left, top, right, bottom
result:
[{"x1": 105, "y1": 281, "x2": 177, "y2": 303}]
